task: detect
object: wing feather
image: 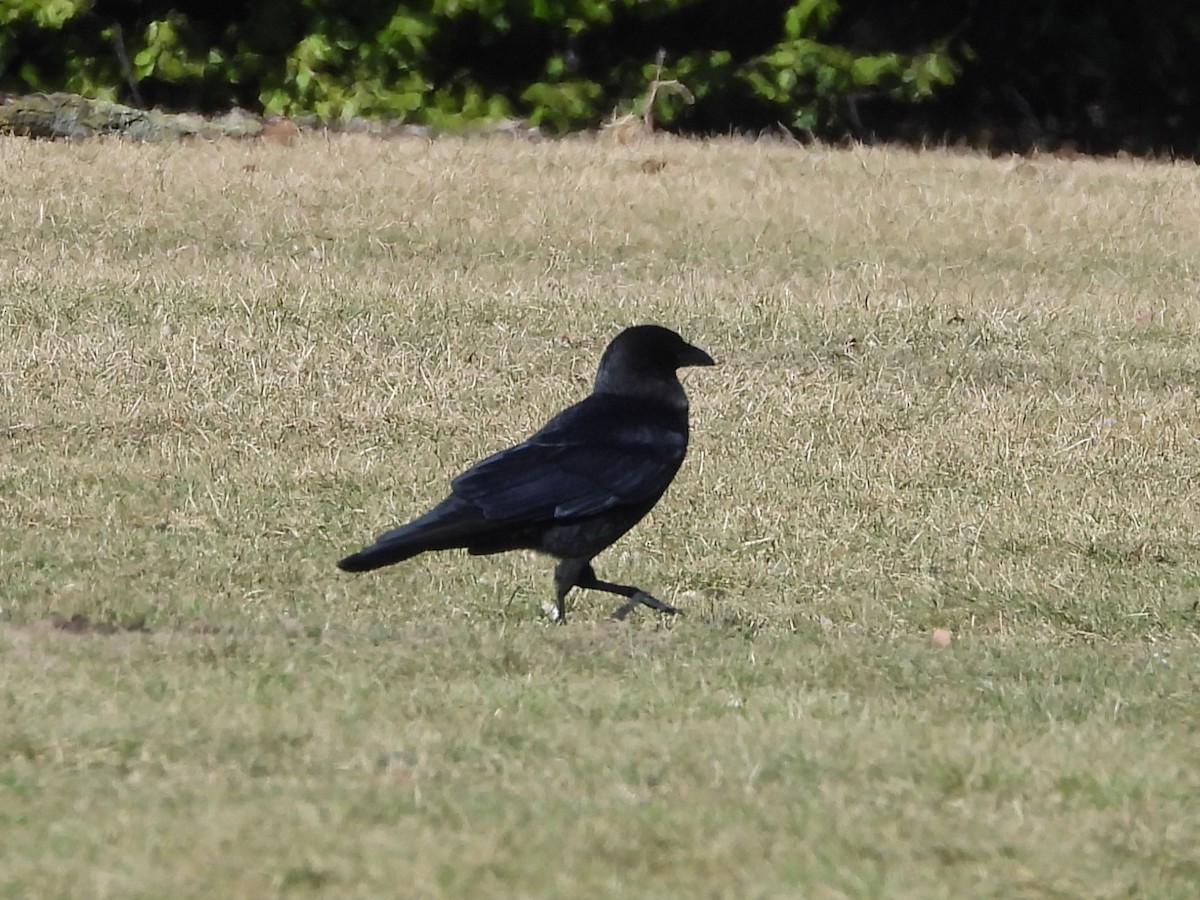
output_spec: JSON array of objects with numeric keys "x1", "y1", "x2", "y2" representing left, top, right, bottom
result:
[
  {"x1": 453, "y1": 441, "x2": 682, "y2": 521},
  {"x1": 450, "y1": 397, "x2": 687, "y2": 523}
]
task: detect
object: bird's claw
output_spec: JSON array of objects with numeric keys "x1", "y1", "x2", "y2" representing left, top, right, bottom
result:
[{"x1": 610, "y1": 591, "x2": 681, "y2": 621}]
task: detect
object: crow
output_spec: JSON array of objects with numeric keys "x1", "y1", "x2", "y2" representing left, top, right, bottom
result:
[{"x1": 337, "y1": 324, "x2": 715, "y2": 622}]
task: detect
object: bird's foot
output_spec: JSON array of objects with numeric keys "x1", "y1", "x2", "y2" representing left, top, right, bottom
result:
[
  {"x1": 610, "y1": 591, "x2": 681, "y2": 621},
  {"x1": 542, "y1": 600, "x2": 570, "y2": 624}
]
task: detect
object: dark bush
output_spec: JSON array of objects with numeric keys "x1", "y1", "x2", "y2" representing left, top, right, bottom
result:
[
  {"x1": 1, "y1": 1, "x2": 1197, "y2": 157},
  {"x1": 0, "y1": 1, "x2": 957, "y2": 135}
]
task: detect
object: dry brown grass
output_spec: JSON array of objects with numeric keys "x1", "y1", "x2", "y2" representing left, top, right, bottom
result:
[{"x1": 2, "y1": 134, "x2": 1200, "y2": 897}]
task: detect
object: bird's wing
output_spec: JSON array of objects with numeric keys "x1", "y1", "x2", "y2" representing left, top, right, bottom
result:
[{"x1": 451, "y1": 425, "x2": 686, "y2": 523}]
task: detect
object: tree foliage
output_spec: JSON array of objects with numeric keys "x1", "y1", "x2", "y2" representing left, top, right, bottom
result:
[
  {"x1": 0, "y1": 0, "x2": 957, "y2": 134},
  {"x1": 0, "y1": 1, "x2": 1197, "y2": 155}
]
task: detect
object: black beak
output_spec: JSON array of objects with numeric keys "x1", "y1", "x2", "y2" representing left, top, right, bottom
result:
[{"x1": 679, "y1": 342, "x2": 716, "y2": 368}]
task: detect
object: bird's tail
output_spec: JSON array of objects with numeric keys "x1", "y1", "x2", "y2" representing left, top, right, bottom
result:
[
  {"x1": 336, "y1": 533, "x2": 425, "y2": 572},
  {"x1": 336, "y1": 495, "x2": 491, "y2": 573}
]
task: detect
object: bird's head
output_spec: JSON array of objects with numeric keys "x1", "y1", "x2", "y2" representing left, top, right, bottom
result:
[{"x1": 593, "y1": 325, "x2": 715, "y2": 399}]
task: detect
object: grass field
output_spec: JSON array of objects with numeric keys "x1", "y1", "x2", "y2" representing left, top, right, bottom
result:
[{"x1": 2, "y1": 133, "x2": 1199, "y2": 898}]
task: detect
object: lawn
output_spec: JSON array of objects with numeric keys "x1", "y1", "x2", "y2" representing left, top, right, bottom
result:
[{"x1": 2, "y1": 133, "x2": 1199, "y2": 898}]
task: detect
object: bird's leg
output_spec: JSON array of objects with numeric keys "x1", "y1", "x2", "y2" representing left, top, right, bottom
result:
[
  {"x1": 552, "y1": 559, "x2": 589, "y2": 624},
  {"x1": 575, "y1": 564, "x2": 681, "y2": 621}
]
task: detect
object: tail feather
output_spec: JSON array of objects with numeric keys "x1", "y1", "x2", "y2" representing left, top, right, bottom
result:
[
  {"x1": 337, "y1": 494, "x2": 494, "y2": 573},
  {"x1": 336, "y1": 536, "x2": 425, "y2": 572}
]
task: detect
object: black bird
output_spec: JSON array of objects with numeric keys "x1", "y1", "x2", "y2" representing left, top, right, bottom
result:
[{"x1": 337, "y1": 325, "x2": 715, "y2": 622}]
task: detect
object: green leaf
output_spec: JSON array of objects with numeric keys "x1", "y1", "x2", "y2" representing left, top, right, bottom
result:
[{"x1": 35, "y1": 0, "x2": 84, "y2": 30}]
